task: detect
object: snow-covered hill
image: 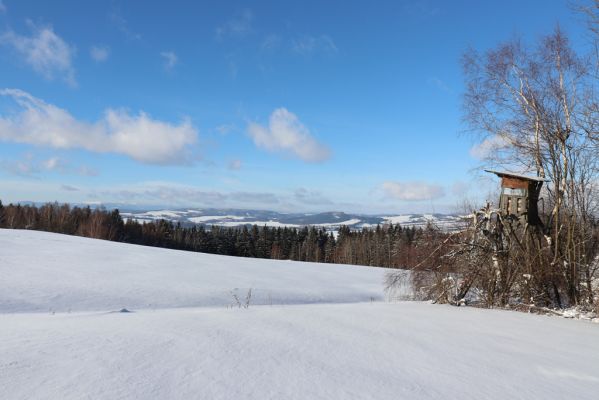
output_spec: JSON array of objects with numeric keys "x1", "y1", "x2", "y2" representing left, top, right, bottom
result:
[
  {"x1": 120, "y1": 208, "x2": 467, "y2": 231},
  {"x1": 0, "y1": 229, "x2": 391, "y2": 313},
  {"x1": 1, "y1": 229, "x2": 598, "y2": 400}
]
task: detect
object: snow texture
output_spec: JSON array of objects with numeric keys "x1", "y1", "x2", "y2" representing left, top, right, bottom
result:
[
  {"x1": 0, "y1": 229, "x2": 390, "y2": 313},
  {"x1": 1, "y1": 229, "x2": 598, "y2": 400}
]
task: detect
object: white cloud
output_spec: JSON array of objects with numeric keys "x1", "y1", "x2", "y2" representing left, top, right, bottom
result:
[
  {"x1": 90, "y1": 45, "x2": 109, "y2": 62},
  {"x1": 42, "y1": 157, "x2": 96, "y2": 175},
  {"x1": 469, "y1": 135, "x2": 509, "y2": 160},
  {"x1": 216, "y1": 9, "x2": 253, "y2": 39},
  {"x1": 0, "y1": 1, "x2": 6, "y2": 13},
  {"x1": 160, "y1": 51, "x2": 178, "y2": 70},
  {"x1": 0, "y1": 22, "x2": 76, "y2": 86},
  {"x1": 293, "y1": 35, "x2": 338, "y2": 56},
  {"x1": 0, "y1": 89, "x2": 198, "y2": 165},
  {"x1": 42, "y1": 157, "x2": 64, "y2": 172},
  {"x1": 247, "y1": 108, "x2": 330, "y2": 163},
  {"x1": 382, "y1": 181, "x2": 445, "y2": 201}
]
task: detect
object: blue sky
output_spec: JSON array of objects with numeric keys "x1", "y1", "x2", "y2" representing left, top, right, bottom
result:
[{"x1": 0, "y1": 0, "x2": 589, "y2": 213}]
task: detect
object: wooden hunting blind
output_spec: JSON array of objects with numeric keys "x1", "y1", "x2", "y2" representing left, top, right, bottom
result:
[{"x1": 485, "y1": 170, "x2": 548, "y2": 226}]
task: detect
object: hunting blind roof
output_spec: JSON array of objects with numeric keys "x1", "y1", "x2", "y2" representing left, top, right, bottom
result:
[{"x1": 484, "y1": 170, "x2": 550, "y2": 183}]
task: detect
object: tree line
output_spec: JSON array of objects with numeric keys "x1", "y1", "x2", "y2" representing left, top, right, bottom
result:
[{"x1": 0, "y1": 200, "x2": 443, "y2": 269}]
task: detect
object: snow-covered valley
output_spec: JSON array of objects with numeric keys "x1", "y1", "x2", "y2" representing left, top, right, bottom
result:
[{"x1": 1, "y1": 229, "x2": 598, "y2": 400}]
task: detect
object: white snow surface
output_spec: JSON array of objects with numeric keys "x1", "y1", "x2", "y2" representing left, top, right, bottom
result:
[
  {"x1": 217, "y1": 219, "x2": 297, "y2": 228},
  {"x1": 0, "y1": 229, "x2": 388, "y2": 313},
  {"x1": 313, "y1": 218, "x2": 361, "y2": 226},
  {"x1": 204, "y1": 218, "x2": 362, "y2": 228},
  {"x1": 1, "y1": 229, "x2": 598, "y2": 400},
  {"x1": 138, "y1": 210, "x2": 185, "y2": 219},
  {"x1": 187, "y1": 215, "x2": 247, "y2": 223},
  {"x1": 383, "y1": 215, "x2": 415, "y2": 224}
]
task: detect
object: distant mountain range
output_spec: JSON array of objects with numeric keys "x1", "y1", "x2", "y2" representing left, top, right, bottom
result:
[{"x1": 120, "y1": 208, "x2": 467, "y2": 231}]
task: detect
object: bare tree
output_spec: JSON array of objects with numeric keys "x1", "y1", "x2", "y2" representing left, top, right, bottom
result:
[{"x1": 462, "y1": 26, "x2": 599, "y2": 308}]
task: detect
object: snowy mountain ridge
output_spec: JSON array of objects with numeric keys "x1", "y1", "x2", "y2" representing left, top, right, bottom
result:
[{"x1": 120, "y1": 208, "x2": 467, "y2": 231}]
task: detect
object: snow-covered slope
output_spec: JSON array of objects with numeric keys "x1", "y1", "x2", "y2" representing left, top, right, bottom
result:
[
  {"x1": 0, "y1": 229, "x2": 389, "y2": 313},
  {"x1": 1, "y1": 229, "x2": 598, "y2": 400}
]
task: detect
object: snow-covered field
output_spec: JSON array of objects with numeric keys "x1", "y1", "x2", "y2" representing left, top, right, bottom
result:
[
  {"x1": 0, "y1": 229, "x2": 389, "y2": 313},
  {"x1": 1, "y1": 229, "x2": 598, "y2": 400}
]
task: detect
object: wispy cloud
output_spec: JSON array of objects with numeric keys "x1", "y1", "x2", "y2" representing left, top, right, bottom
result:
[
  {"x1": 227, "y1": 58, "x2": 238, "y2": 78},
  {"x1": 259, "y1": 32, "x2": 338, "y2": 60},
  {"x1": 92, "y1": 184, "x2": 227, "y2": 206},
  {"x1": 90, "y1": 45, "x2": 109, "y2": 62},
  {"x1": 261, "y1": 34, "x2": 282, "y2": 51},
  {"x1": 77, "y1": 165, "x2": 99, "y2": 177},
  {"x1": 160, "y1": 51, "x2": 178, "y2": 70},
  {"x1": 216, "y1": 9, "x2": 253, "y2": 40},
  {"x1": 0, "y1": 22, "x2": 76, "y2": 86},
  {"x1": 247, "y1": 108, "x2": 331, "y2": 163},
  {"x1": 0, "y1": 1, "x2": 6, "y2": 13},
  {"x1": 233, "y1": 191, "x2": 279, "y2": 204},
  {"x1": 90, "y1": 183, "x2": 286, "y2": 209},
  {"x1": 0, "y1": 154, "x2": 39, "y2": 176},
  {"x1": 109, "y1": 7, "x2": 141, "y2": 41},
  {"x1": 83, "y1": 183, "x2": 368, "y2": 213},
  {"x1": 292, "y1": 34, "x2": 338, "y2": 56},
  {"x1": 0, "y1": 154, "x2": 96, "y2": 177},
  {"x1": 450, "y1": 181, "x2": 470, "y2": 196},
  {"x1": 228, "y1": 159, "x2": 242, "y2": 170},
  {"x1": 382, "y1": 181, "x2": 445, "y2": 201},
  {"x1": 60, "y1": 184, "x2": 79, "y2": 192},
  {"x1": 427, "y1": 77, "x2": 451, "y2": 92},
  {"x1": 42, "y1": 156, "x2": 66, "y2": 172},
  {"x1": 215, "y1": 123, "x2": 236, "y2": 135},
  {"x1": 294, "y1": 188, "x2": 333, "y2": 205},
  {"x1": 469, "y1": 135, "x2": 509, "y2": 160},
  {"x1": 403, "y1": 0, "x2": 441, "y2": 17},
  {"x1": 0, "y1": 89, "x2": 198, "y2": 165}
]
